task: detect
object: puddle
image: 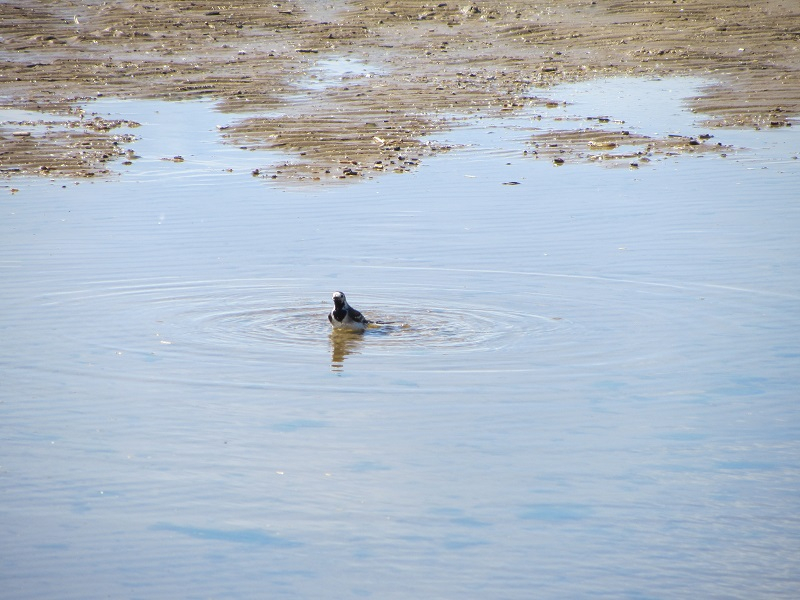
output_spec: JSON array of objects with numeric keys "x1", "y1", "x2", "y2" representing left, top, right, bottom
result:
[
  {"x1": 2, "y1": 76, "x2": 799, "y2": 599},
  {"x1": 303, "y1": 57, "x2": 384, "y2": 91},
  {"x1": 546, "y1": 76, "x2": 711, "y2": 136},
  {"x1": 3, "y1": 76, "x2": 796, "y2": 182},
  {"x1": 439, "y1": 76, "x2": 799, "y2": 170},
  {"x1": 299, "y1": 0, "x2": 352, "y2": 23},
  {"x1": 84, "y1": 98, "x2": 292, "y2": 178},
  {"x1": 0, "y1": 99, "x2": 296, "y2": 181}
]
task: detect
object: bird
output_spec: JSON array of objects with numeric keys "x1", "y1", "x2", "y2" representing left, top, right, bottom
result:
[{"x1": 328, "y1": 291, "x2": 369, "y2": 332}]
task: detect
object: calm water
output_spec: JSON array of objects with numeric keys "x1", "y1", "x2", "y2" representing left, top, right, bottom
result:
[{"x1": 2, "y1": 78, "x2": 799, "y2": 599}]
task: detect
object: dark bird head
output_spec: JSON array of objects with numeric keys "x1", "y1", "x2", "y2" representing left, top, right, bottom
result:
[{"x1": 332, "y1": 291, "x2": 347, "y2": 309}]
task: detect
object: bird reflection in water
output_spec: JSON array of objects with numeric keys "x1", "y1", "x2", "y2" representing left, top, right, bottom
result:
[{"x1": 329, "y1": 328, "x2": 365, "y2": 372}]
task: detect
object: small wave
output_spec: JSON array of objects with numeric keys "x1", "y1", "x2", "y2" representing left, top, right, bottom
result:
[{"x1": 191, "y1": 291, "x2": 562, "y2": 355}]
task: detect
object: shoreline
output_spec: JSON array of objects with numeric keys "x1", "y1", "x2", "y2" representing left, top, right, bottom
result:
[{"x1": 2, "y1": 0, "x2": 798, "y2": 180}]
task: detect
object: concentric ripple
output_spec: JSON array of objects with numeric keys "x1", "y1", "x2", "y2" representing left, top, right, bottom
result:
[
  {"x1": 25, "y1": 269, "x2": 787, "y2": 384},
  {"x1": 34, "y1": 277, "x2": 571, "y2": 379},
  {"x1": 185, "y1": 287, "x2": 563, "y2": 355}
]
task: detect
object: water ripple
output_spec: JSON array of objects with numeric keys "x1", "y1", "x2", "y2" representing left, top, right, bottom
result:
[
  {"x1": 32, "y1": 276, "x2": 573, "y2": 380},
  {"x1": 193, "y1": 295, "x2": 562, "y2": 355},
  {"x1": 31, "y1": 267, "x2": 777, "y2": 383}
]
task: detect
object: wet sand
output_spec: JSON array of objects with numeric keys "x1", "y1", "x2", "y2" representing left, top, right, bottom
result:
[{"x1": 1, "y1": 0, "x2": 798, "y2": 180}]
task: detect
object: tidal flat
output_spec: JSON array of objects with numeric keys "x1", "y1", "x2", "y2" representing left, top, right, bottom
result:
[{"x1": 2, "y1": 2, "x2": 799, "y2": 599}]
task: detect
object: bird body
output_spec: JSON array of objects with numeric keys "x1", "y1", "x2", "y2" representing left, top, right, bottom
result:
[{"x1": 328, "y1": 291, "x2": 369, "y2": 331}]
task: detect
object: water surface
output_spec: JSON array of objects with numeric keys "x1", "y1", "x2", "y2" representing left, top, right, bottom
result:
[{"x1": 2, "y1": 77, "x2": 799, "y2": 599}]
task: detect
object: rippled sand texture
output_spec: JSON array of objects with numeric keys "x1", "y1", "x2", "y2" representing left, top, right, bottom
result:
[{"x1": 1, "y1": 0, "x2": 798, "y2": 179}]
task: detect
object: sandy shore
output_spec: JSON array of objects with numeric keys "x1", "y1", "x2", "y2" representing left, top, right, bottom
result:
[{"x1": 1, "y1": 0, "x2": 798, "y2": 180}]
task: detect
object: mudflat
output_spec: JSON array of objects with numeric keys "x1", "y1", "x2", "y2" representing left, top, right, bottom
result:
[{"x1": 1, "y1": 0, "x2": 798, "y2": 180}]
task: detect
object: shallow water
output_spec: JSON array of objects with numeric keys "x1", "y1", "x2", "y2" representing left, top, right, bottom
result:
[{"x1": 2, "y1": 77, "x2": 800, "y2": 599}]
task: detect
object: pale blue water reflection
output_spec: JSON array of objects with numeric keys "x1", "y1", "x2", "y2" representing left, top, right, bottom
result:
[{"x1": 1, "y1": 78, "x2": 799, "y2": 599}]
